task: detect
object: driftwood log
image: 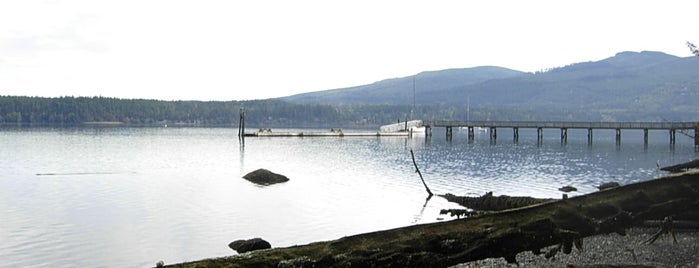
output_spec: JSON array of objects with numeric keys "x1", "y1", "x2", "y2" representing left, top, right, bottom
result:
[
  {"x1": 441, "y1": 192, "x2": 554, "y2": 211},
  {"x1": 661, "y1": 158, "x2": 699, "y2": 173},
  {"x1": 168, "y1": 170, "x2": 699, "y2": 268}
]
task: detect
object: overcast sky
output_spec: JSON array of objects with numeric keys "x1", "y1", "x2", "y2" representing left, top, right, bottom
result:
[{"x1": 1, "y1": 1, "x2": 698, "y2": 101}]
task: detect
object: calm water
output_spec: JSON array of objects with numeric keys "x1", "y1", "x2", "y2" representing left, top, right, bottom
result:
[{"x1": 0, "y1": 126, "x2": 696, "y2": 267}]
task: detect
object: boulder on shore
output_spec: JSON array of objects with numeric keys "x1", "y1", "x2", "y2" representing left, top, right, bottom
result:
[
  {"x1": 243, "y1": 169, "x2": 289, "y2": 185},
  {"x1": 228, "y1": 238, "x2": 272, "y2": 253}
]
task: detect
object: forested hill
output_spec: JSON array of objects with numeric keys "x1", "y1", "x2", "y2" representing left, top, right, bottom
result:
[
  {"x1": 0, "y1": 96, "x2": 336, "y2": 127},
  {"x1": 0, "y1": 96, "x2": 439, "y2": 127},
  {"x1": 2, "y1": 51, "x2": 698, "y2": 127},
  {"x1": 282, "y1": 66, "x2": 525, "y2": 105},
  {"x1": 282, "y1": 51, "x2": 699, "y2": 121}
]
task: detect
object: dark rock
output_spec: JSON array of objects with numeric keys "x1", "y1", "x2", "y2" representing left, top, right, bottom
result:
[
  {"x1": 228, "y1": 238, "x2": 272, "y2": 253},
  {"x1": 243, "y1": 169, "x2": 289, "y2": 185},
  {"x1": 558, "y1": 185, "x2": 577, "y2": 192}
]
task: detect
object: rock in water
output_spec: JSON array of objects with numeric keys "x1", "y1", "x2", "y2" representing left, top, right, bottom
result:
[
  {"x1": 229, "y1": 238, "x2": 272, "y2": 253},
  {"x1": 558, "y1": 185, "x2": 577, "y2": 192},
  {"x1": 243, "y1": 169, "x2": 289, "y2": 185}
]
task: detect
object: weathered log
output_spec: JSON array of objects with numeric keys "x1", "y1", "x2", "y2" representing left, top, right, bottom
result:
[
  {"x1": 441, "y1": 191, "x2": 554, "y2": 211},
  {"x1": 661, "y1": 158, "x2": 699, "y2": 173},
  {"x1": 167, "y1": 170, "x2": 699, "y2": 268}
]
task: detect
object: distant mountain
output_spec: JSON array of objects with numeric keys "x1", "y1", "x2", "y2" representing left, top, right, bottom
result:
[
  {"x1": 281, "y1": 51, "x2": 699, "y2": 121},
  {"x1": 281, "y1": 66, "x2": 525, "y2": 105}
]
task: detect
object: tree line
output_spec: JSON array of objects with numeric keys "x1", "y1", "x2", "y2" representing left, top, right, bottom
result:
[
  {"x1": 1, "y1": 95, "x2": 648, "y2": 128},
  {"x1": 0, "y1": 96, "x2": 428, "y2": 127}
]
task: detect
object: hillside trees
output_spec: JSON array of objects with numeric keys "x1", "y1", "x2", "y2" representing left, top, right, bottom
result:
[
  {"x1": 1, "y1": 96, "x2": 422, "y2": 127},
  {"x1": 0, "y1": 94, "x2": 685, "y2": 128}
]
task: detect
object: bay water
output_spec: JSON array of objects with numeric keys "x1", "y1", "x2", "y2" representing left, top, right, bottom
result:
[{"x1": 0, "y1": 126, "x2": 696, "y2": 267}]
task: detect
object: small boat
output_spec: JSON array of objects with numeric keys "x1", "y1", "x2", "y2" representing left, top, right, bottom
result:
[{"x1": 410, "y1": 126, "x2": 426, "y2": 135}]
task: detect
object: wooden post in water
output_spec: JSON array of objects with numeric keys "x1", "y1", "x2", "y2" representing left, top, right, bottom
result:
[
  {"x1": 587, "y1": 128, "x2": 593, "y2": 145},
  {"x1": 513, "y1": 127, "x2": 519, "y2": 144},
  {"x1": 446, "y1": 126, "x2": 453, "y2": 140},
  {"x1": 468, "y1": 126, "x2": 474, "y2": 142},
  {"x1": 670, "y1": 129, "x2": 676, "y2": 145},
  {"x1": 489, "y1": 127, "x2": 497, "y2": 143},
  {"x1": 560, "y1": 128, "x2": 568, "y2": 144},
  {"x1": 615, "y1": 128, "x2": 622, "y2": 145},
  {"x1": 238, "y1": 107, "x2": 245, "y2": 137},
  {"x1": 644, "y1": 129, "x2": 649, "y2": 146},
  {"x1": 537, "y1": 127, "x2": 543, "y2": 144}
]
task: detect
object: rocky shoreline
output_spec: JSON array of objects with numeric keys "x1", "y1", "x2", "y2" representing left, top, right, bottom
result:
[
  {"x1": 163, "y1": 171, "x2": 699, "y2": 268},
  {"x1": 454, "y1": 227, "x2": 699, "y2": 267}
]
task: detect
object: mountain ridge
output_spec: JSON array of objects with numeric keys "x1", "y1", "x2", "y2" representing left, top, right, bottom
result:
[{"x1": 280, "y1": 51, "x2": 699, "y2": 121}]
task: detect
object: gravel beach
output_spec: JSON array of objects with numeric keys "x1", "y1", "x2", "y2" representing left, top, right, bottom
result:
[{"x1": 453, "y1": 228, "x2": 699, "y2": 268}]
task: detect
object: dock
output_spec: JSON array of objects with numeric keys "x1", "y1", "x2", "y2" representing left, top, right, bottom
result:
[
  {"x1": 244, "y1": 129, "x2": 409, "y2": 137},
  {"x1": 424, "y1": 120, "x2": 699, "y2": 146},
  {"x1": 237, "y1": 112, "x2": 698, "y2": 146}
]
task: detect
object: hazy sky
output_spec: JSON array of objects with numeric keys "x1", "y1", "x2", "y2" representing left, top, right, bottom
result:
[{"x1": 1, "y1": 1, "x2": 698, "y2": 101}]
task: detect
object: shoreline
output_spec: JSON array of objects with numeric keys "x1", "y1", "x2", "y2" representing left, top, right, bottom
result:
[
  {"x1": 454, "y1": 227, "x2": 699, "y2": 267},
  {"x1": 163, "y1": 171, "x2": 699, "y2": 268}
]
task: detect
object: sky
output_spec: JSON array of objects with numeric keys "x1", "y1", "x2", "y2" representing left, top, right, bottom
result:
[{"x1": 1, "y1": 1, "x2": 698, "y2": 101}]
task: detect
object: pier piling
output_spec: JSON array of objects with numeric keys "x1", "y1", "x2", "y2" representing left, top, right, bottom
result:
[
  {"x1": 422, "y1": 121, "x2": 697, "y2": 146},
  {"x1": 238, "y1": 107, "x2": 245, "y2": 138},
  {"x1": 467, "y1": 127, "x2": 474, "y2": 143},
  {"x1": 670, "y1": 129, "x2": 676, "y2": 145},
  {"x1": 644, "y1": 129, "x2": 649, "y2": 146}
]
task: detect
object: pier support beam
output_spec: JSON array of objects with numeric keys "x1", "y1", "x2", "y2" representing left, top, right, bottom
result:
[
  {"x1": 489, "y1": 127, "x2": 497, "y2": 143},
  {"x1": 644, "y1": 129, "x2": 649, "y2": 146},
  {"x1": 615, "y1": 128, "x2": 622, "y2": 145},
  {"x1": 537, "y1": 127, "x2": 543, "y2": 144},
  {"x1": 587, "y1": 128, "x2": 593, "y2": 145},
  {"x1": 513, "y1": 127, "x2": 519, "y2": 143},
  {"x1": 670, "y1": 129, "x2": 676, "y2": 145},
  {"x1": 560, "y1": 128, "x2": 568, "y2": 144}
]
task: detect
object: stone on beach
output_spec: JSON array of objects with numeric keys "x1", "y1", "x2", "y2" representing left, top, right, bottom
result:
[{"x1": 228, "y1": 238, "x2": 272, "y2": 253}]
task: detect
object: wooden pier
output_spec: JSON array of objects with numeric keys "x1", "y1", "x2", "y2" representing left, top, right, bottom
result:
[{"x1": 424, "y1": 121, "x2": 699, "y2": 146}]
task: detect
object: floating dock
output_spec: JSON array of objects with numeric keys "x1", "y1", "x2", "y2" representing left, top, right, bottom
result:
[{"x1": 244, "y1": 129, "x2": 409, "y2": 137}]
